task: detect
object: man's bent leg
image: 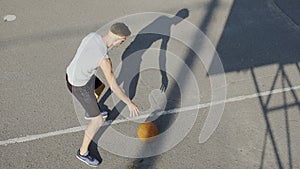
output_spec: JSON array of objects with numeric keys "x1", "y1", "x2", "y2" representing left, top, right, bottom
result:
[{"x1": 80, "y1": 114, "x2": 104, "y2": 155}]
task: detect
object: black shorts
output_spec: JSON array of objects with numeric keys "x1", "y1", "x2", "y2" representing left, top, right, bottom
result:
[{"x1": 66, "y1": 74, "x2": 103, "y2": 118}]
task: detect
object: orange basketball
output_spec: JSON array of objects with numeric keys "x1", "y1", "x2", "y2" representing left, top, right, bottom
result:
[{"x1": 137, "y1": 122, "x2": 158, "y2": 142}]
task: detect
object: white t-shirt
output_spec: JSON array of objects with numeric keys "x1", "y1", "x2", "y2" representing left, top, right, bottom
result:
[{"x1": 66, "y1": 32, "x2": 108, "y2": 86}]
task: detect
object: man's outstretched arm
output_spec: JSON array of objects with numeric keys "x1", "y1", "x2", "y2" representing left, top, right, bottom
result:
[{"x1": 99, "y1": 58, "x2": 139, "y2": 117}]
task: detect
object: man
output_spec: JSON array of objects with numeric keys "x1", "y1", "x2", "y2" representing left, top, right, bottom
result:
[{"x1": 66, "y1": 23, "x2": 140, "y2": 167}]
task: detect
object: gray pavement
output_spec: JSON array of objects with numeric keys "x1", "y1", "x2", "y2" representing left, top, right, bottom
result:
[{"x1": 1, "y1": 0, "x2": 299, "y2": 169}]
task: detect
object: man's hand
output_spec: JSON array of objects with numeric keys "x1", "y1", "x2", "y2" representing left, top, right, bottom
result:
[
  {"x1": 128, "y1": 102, "x2": 140, "y2": 117},
  {"x1": 99, "y1": 58, "x2": 140, "y2": 117},
  {"x1": 160, "y1": 75, "x2": 168, "y2": 92}
]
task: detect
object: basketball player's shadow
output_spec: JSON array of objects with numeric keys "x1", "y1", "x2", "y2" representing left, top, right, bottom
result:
[
  {"x1": 99, "y1": 8, "x2": 189, "y2": 114},
  {"x1": 90, "y1": 8, "x2": 189, "y2": 163}
]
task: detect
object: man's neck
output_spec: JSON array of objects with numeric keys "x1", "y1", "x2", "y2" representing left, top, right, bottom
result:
[{"x1": 102, "y1": 35, "x2": 112, "y2": 48}]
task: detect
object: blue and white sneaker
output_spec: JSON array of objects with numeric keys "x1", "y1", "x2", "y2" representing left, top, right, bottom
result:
[
  {"x1": 76, "y1": 149, "x2": 100, "y2": 167},
  {"x1": 101, "y1": 111, "x2": 108, "y2": 119},
  {"x1": 84, "y1": 111, "x2": 108, "y2": 120}
]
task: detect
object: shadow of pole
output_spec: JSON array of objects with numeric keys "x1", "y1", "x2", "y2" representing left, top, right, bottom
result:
[
  {"x1": 0, "y1": 23, "x2": 105, "y2": 50},
  {"x1": 252, "y1": 63, "x2": 300, "y2": 169},
  {"x1": 282, "y1": 66, "x2": 293, "y2": 169},
  {"x1": 251, "y1": 67, "x2": 284, "y2": 169}
]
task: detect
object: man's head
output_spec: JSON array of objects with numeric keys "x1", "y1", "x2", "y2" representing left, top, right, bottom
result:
[
  {"x1": 108, "y1": 22, "x2": 131, "y2": 47},
  {"x1": 173, "y1": 8, "x2": 189, "y2": 25}
]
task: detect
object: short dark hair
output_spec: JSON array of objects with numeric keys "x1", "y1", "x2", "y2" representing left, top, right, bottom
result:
[{"x1": 110, "y1": 22, "x2": 131, "y2": 37}]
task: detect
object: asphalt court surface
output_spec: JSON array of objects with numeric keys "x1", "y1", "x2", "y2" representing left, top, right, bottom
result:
[{"x1": 1, "y1": 0, "x2": 299, "y2": 168}]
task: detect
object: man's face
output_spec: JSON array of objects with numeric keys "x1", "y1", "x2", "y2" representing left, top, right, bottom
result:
[{"x1": 113, "y1": 36, "x2": 127, "y2": 47}]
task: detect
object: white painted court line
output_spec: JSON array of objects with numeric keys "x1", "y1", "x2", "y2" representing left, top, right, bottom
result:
[{"x1": 1, "y1": 85, "x2": 300, "y2": 146}]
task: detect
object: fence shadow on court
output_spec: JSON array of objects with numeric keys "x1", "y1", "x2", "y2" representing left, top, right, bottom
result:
[{"x1": 209, "y1": 0, "x2": 300, "y2": 168}]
